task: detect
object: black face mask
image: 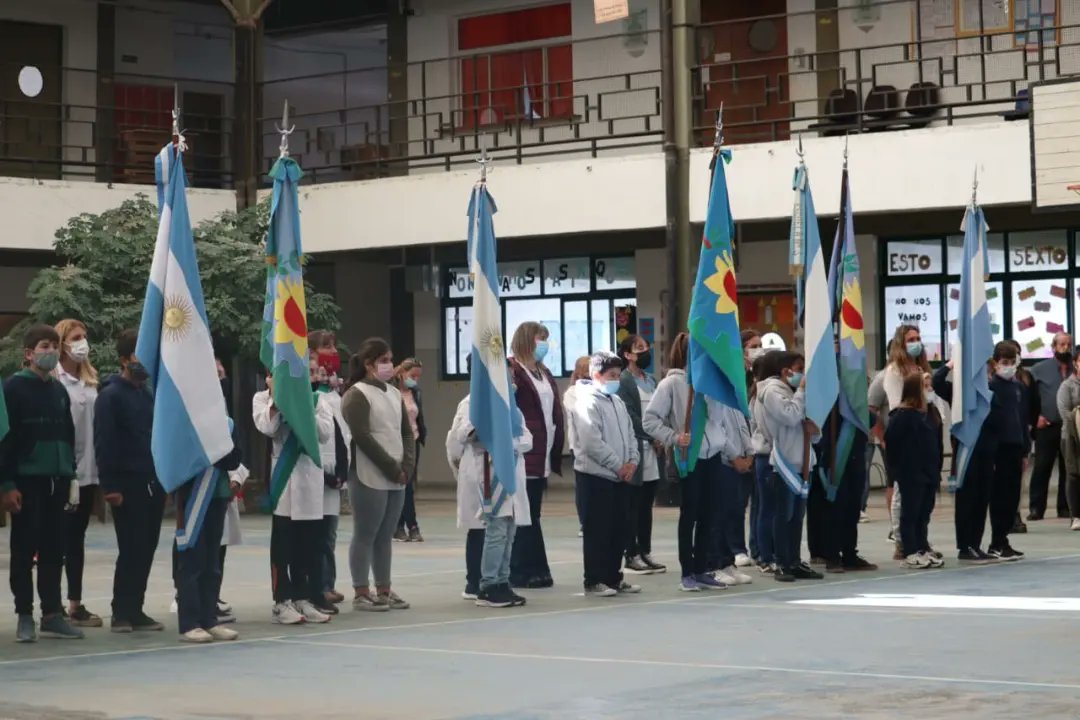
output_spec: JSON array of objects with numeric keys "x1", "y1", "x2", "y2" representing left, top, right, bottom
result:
[
  {"x1": 636, "y1": 350, "x2": 652, "y2": 368},
  {"x1": 1056, "y1": 352, "x2": 1073, "y2": 365},
  {"x1": 127, "y1": 361, "x2": 149, "y2": 384}
]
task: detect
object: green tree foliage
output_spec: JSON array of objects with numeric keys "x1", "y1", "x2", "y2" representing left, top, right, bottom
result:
[{"x1": 0, "y1": 195, "x2": 340, "y2": 375}]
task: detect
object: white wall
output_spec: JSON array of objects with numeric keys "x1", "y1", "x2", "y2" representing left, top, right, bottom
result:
[{"x1": 0, "y1": 176, "x2": 235, "y2": 252}]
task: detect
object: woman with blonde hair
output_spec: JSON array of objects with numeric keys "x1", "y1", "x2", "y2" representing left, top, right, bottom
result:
[
  {"x1": 508, "y1": 321, "x2": 565, "y2": 589},
  {"x1": 392, "y1": 358, "x2": 426, "y2": 542},
  {"x1": 54, "y1": 318, "x2": 102, "y2": 628},
  {"x1": 563, "y1": 356, "x2": 591, "y2": 535}
]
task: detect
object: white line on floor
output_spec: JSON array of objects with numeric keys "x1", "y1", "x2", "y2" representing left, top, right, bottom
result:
[{"x1": 265, "y1": 637, "x2": 1080, "y2": 692}]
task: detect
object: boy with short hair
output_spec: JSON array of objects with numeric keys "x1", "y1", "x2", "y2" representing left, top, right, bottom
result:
[
  {"x1": 572, "y1": 351, "x2": 640, "y2": 597},
  {"x1": 94, "y1": 329, "x2": 166, "y2": 633},
  {"x1": 988, "y1": 341, "x2": 1029, "y2": 561},
  {"x1": 1, "y1": 324, "x2": 83, "y2": 642}
]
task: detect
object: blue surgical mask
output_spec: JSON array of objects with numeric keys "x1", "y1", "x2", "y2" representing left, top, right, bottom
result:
[
  {"x1": 787, "y1": 371, "x2": 803, "y2": 389},
  {"x1": 404, "y1": 377, "x2": 418, "y2": 389},
  {"x1": 534, "y1": 341, "x2": 549, "y2": 362},
  {"x1": 906, "y1": 341, "x2": 923, "y2": 359},
  {"x1": 601, "y1": 380, "x2": 620, "y2": 396}
]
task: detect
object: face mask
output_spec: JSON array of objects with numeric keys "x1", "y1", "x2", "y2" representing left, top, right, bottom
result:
[
  {"x1": 375, "y1": 363, "x2": 395, "y2": 382},
  {"x1": 996, "y1": 365, "x2": 1017, "y2": 380},
  {"x1": 635, "y1": 349, "x2": 652, "y2": 368},
  {"x1": 534, "y1": 341, "x2": 549, "y2": 363},
  {"x1": 404, "y1": 377, "x2": 418, "y2": 389},
  {"x1": 906, "y1": 341, "x2": 923, "y2": 359},
  {"x1": 127, "y1": 361, "x2": 149, "y2": 383},
  {"x1": 317, "y1": 350, "x2": 341, "y2": 375},
  {"x1": 747, "y1": 347, "x2": 766, "y2": 362},
  {"x1": 67, "y1": 339, "x2": 90, "y2": 362},
  {"x1": 32, "y1": 351, "x2": 59, "y2": 373},
  {"x1": 601, "y1": 380, "x2": 621, "y2": 396},
  {"x1": 787, "y1": 371, "x2": 803, "y2": 389},
  {"x1": 1056, "y1": 351, "x2": 1073, "y2": 364}
]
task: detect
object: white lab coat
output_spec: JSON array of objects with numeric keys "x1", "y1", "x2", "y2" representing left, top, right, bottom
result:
[
  {"x1": 317, "y1": 389, "x2": 351, "y2": 517},
  {"x1": 447, "y1": 396, "x2": 532, "y2": 530},
  {"x1": 252, "y1": 389, "x2": 334, "y2": 521},
  {"x1": 222, "y1": 464, "x2": 248, "y2": 547}
]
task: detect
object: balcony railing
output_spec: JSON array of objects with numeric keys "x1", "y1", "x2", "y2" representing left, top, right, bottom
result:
[{"x1": 0, "y1": 63, "x2": 234, "y2": 188}]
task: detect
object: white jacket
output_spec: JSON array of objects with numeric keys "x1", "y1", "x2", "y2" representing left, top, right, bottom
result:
[
  {"x1": 446, "y1": 396, "x2": 533, "y2": 530},
  {"x1": 253, "y1": 389, "x2": 334, "y2": 521},
  {"x1": 317, "y1": 389, "x2": 350, "y2": 517}
]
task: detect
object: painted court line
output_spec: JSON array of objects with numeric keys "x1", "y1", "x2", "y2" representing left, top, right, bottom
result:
[
  {"x1": 267, "y1": 637, "x2": 1080, "y2": 692},
  {"x1": 2, "y1": 552, "x2": 1077, "y2": 667},
  {"x1": 790, "y1": 593, "x2": 1080, "y2": 611}
]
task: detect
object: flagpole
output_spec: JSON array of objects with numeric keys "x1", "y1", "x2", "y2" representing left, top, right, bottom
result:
[
  {"x1": 794, "y1": 134, "x2": 813, "y2": 483},
  {"x1": 682, "y1": 108, "x2": 725, "y2": 459},
  {"x1": 827, "y1": 138, "x2": 848, "y2": 491}
]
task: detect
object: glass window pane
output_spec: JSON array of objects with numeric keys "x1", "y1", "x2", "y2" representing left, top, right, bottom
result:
[
  {"x1": 945, "y1": 281, "x2": 1005, "y2": 357},
  {"x1": 946, "y1": 233, "x2": 1005, "y2": 274},
  {"x1": 457, "y1": 305, "x2": 474, "y2": 374},
  {"x1": 1011, "y1": 278, "x2": 1070, "y2": 359},
  {"x1": 542, "y1": 257, "x2": 591, "y2": 295},
  {"x1": 505, "y1": 298, "x2": 563, "y2": 375},
  {"x1": 885, "y1": 239, "x2": 944, "y2": 277},
  {"x1": 593, "y1": 256, "x2": 636, "y2": 290},
  {"x1": 882, "y1": 284, "x2": 943, "y2": 361},
  {"x1": 591, "y1": 299, "x2": 612, "y2": 352},
  {"x1": 564, "y1": 301, "x2": 590, "y2": 373},
  {"x1": 1008, "y1": 230, "x2": 1069, "y2": 273},
  {"x1": 445, "y1": 307, "x2": 459, "y2": 374}
]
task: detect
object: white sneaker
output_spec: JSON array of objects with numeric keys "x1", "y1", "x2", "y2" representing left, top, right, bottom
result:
[
  {"x1": 585, "y1": 583, "x2": 618, "y2": 597},
  {"x1": 734, "y1": 553, "x2": 752, "y2": 568},
  {"x1": 712, "y1": 569, "x2": 737, "y2": 586},
  {"x1": 272, "y1": 601, "x2": 305, "y2": 625},
  {"x1": 169, "y1": 599, "x2": 178, "y2": 614},
  {"x1": 294, "y1": 600, "x2": 331, "y2": 624},
  {"x1": 180, "y1": 628, "x2": 213, "y2": 644},
  {"x1": 1071, "y1": 518, "x2": 1080, "y2": 531},
  {"x1": 217, "y1": 600, "x2": 232, "y2": 614},
  {"x1": 722, "y1": 565, "x2": 753, "y2": 585},
  {"x1": 208, "y1": 625, "x2": 239, "y2": 641},
  {"x1": 903, "y1": 553, "x2": 931, "y2": 569},
  {"x1": 859, "y1": 511, "x2": 870, "y2": 523}
]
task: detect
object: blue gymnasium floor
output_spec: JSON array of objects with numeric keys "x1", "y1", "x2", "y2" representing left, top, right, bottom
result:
[{"x1": 0, "y1": 491, "x2": 1078, "y2": 720}]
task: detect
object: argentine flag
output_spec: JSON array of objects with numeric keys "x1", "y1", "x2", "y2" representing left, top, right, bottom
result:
[
  {"x1": 137, "y1": 143, "x2": 232, "y2": 534},
  {"x1": 467, "y1": 182, "x2": 518, "y2": 515}
]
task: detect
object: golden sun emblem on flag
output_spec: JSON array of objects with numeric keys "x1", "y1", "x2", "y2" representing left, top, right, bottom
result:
[
  {"x1": 703, "y1": 251, "x2": 738, "y2": 314},
  {"x1": 273, "y1": 276, "x2": 309, "y2": 358},
  {"x1": 840, "y1": 278, "x2": 865, "y2": 350},
  {"x1": 476, "y1": 324, "x2": 505, "y2": 363},
  {"x1": 163, "y1": 295, "x2": 193, "y2": 342}
]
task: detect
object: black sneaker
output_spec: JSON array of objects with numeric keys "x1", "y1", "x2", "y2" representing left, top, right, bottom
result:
[
  {"x1": 525, "y1": 576, "x2": 554, "y2": 589},
  {"x1": 1011, "y1": 519, "x2": 1028, "y2": 534},
  {"x1": 641, "y1": 554, "x2": 667, "y2": 574},
  {"x1": 1001, "y1": 543, "x2": 1025, "y2": 560},
  {"x1": 843, "y1": 556, "x2": 878, "y2": 571},
  {"x1": 313, "y1": 600, "x2": 340, "y2": 616},
  {"x1": 957, "y1": 548, "x2": 979, "y2": 561},
  {"x1": 40, "y1": 614, "x2": 85, "y2": 640},
  {"x1": 131, "y1": 613, "x2": 165, "y2": 632},
  {"x1": 111, "y1": 617, "x2": 134, "y2": 634},
  {"x1": 507, "y1": 585, "x2": 527, "y2": 607},
  {"x1": 393, "y1": 528, "x2": 409, "y2": 542},
  {"x1": 774, "y1": 567, "x2": 796, "y2": 582},
  {"x1": 623, "y1": 556, "x2": 654, "y2": 575},
  {"x1": 825, "y1": 560, "x2": 846, "y2": 574},
  {"x1": 69, "y1": 605, "x2": 103, "y2": 628},
  {"x1": 793, "y1": 563, "x2": 824, "y2": 580},
  {"x1": 475, "y1": 585, "x2": 514, "y2": 608},
  {"x1": 16, "y1": 614, "x2": 37, "y2": 643},
  {"x1": 408, "y1": 527, "x2": 424, "y2": 542}
]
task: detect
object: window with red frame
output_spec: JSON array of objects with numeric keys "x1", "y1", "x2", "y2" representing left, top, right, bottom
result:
[{"x1": 457, "y1": 3, "x2": 573, "y2": 129}]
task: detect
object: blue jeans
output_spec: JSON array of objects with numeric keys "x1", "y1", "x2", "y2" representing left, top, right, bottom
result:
[
  {"x1": 323, "y1": 514, "x2": 338, "y2": 592},
  {"x1": 481, "y1": 516, "x2": 516, "y2": 591},
  {"x1": 754, "y1": 455, "x2": 775, "y2": 565}
]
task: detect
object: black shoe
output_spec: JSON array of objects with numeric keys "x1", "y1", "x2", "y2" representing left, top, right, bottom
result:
[
  {"x1": 988, "y1": 545, "x2": 1022, "y2": 562},
  {"x1": 793, "y1": 562, "x2": 824, "y2": 580},
  {"x1": 957, "y1": 548, "x2": 979, "y2": 561},
  {"x1": 462, "y1": 584, "x2": 479, "y2": 600},
  {"x1": 1026, "y1": 512, "x2": 1043, "y2": 521},
  {"x1": 809, "y1": 556, "x2": 827, "y2": 567},
  {"x1": 525, "y1": 575, "x2": 554, "y2": 589},
  {"x1": 507, "y1": 585, "x2": 527, "y2": 607},
  {"x1": 1002, "y1": 543, "x2": 1025, "y2": 560},
  {"x1": 313, "y1": 600, "x2": 340, "y2": 616},
  {"x1": 774, "y1": 568, "x2": 797, "y2": 582},
  {"x1": 843, "y1": 556, "x2": 879, "y2": 571},
  {"x1": 131, "y1": 613, "x2": 164, "y2": 632},
  {"x1": 111, "y1": 617, "x2": 133, "y2": 634},
  {"x1": 825, "y1": 560, "x2": 846, "y2": 574},
  {"x1": 475, "y1": 585, "x2": 514, "y2": 608},
  {"x1": 1011, "y1": 520, "x2": 1028, "y2": 534}
]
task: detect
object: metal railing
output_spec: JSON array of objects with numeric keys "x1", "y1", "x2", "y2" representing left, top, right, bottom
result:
[
  {"x1": 257, "y1": 28, "x2": 663, "y2": 184},
  {"x1": 692, "y1": 0, "x2": 1080, "y2": 144},
  {"x1": 0, "y1": 63, "x2": 234, "y2": 187}
]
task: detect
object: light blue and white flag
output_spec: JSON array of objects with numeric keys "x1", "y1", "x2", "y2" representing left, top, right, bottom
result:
[
  {"x1": 467, "y1": 182, "x2": 519, "y2": 516},
  {"x1": 791, "y1": 163, "x2": 838, "y2": 429},
  {"x1": 951, "y1": 204, "x2": 993, "y2": 489},
  {"x1": 137, "y1": 143, "x2": 233, "y2": 547}
]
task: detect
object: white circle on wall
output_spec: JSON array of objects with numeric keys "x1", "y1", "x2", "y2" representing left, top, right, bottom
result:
[{"x1": 18, "y1": 66, "x2": 43, "y2": 98}]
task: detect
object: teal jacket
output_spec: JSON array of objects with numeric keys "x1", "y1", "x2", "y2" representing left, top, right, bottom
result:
[{"x1": 0, "y1": 369, "x2": 76, "y2": 491}]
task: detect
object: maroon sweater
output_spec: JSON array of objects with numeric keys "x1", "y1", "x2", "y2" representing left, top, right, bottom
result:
[{"x1": 510, "y1": 358, "x2": 565, "y2": 478}]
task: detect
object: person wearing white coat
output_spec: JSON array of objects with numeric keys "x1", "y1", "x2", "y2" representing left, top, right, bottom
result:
[
  {"x1": 253, "y1": 383, "x2": 334, "y2": 625},
  {"x1": 448, "y1": 394, "x2": 532, "y2": 607},
  {"x1": 315, "y1": 372, "x2": 350, "y2": 612}
]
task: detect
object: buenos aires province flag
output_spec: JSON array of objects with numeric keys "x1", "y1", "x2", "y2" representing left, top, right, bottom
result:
[{"x1": 136, "y1": 144, "x2": 232, "y2": 494}]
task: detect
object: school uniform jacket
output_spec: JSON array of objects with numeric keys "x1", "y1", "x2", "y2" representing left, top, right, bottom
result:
[
  {"x1": 446, "y1": 395, "x2": 532, "y2": 530},
  {"x1": 252, "y1": 389, "x2": 334, "y2": 521}
]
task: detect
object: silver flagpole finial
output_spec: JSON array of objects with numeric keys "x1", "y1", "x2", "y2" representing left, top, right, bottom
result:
[
  {"x1": 796, "y1": 132, "x2": 805, "y2": 162},
  {"x1": 171, "y1": 83, "x2": 183, "y2": 141},
  {"x1": 843, "y1": 133, "x2": 849, "y2": 170},
  {"x1": 713, "y1": 103, "x2": 724, "y2": 151},
  {"x1": 971, "y1": 165, "x2": 979, "y2": 206},
  {"x1": 275, "y1": 100, "x2": 295, "y2": 159},
  {"x1": 476, "y1": 134, "x2": 491, "y2": 183}
]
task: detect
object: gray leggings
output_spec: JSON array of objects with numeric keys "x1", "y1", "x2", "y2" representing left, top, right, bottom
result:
[{"x1": 348, "y1": 479, "x2": 406, "y2": 590}]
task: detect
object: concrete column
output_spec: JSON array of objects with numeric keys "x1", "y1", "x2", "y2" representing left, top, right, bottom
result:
[{"x1": 94, "y1": 3, "x2": 115, "y2": 183}]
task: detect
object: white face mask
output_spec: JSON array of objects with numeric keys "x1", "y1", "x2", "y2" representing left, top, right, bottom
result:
[
  {"x1": 67, "y1": 339, "x2": 90, "y2": 362},
  {"x1": 747, "y1": 347, "x2": 766, "y2": 362},
  {"x1": 926, "y1": 390, "x2": 937, "y2": 403}
]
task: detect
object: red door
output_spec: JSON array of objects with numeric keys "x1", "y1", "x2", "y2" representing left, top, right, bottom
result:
[{"x1": 699, "y1": 0, "x2": 790, "y2": 145}]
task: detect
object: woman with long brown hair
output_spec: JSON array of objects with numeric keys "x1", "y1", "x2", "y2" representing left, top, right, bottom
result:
[
  {"x1": 508, "y1": 321, "x2": 564, "y2": 589},
  {"x1": 54, "y1": 318, "x2": 102, "y2": 628}
]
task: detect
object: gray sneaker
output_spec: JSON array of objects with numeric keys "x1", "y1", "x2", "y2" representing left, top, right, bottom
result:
[
  {"x1": 16, "y1": 614, "x2": 36, "y2": 643},
  {"x1": 40, "y1": 614, "x2": 84, "y2": 640}
]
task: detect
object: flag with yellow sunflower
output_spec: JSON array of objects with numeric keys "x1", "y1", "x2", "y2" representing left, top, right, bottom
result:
[{"x1": 261, "y1": 156, "x2": 320, "y2": 504}]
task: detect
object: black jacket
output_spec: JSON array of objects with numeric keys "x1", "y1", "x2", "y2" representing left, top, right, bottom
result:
[
  {"x1": 93, "y1": 374, "x2": 158, "y2": 494},
  {"x1": 0, "y1": 370, "x2": 76, "y2": 490},
  {"x1": 885, "y1": 407, "x2": 942, "y2": 485},
  {"x1": 989, "y1": 375, "x2": 1028, "y2": 448}
]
